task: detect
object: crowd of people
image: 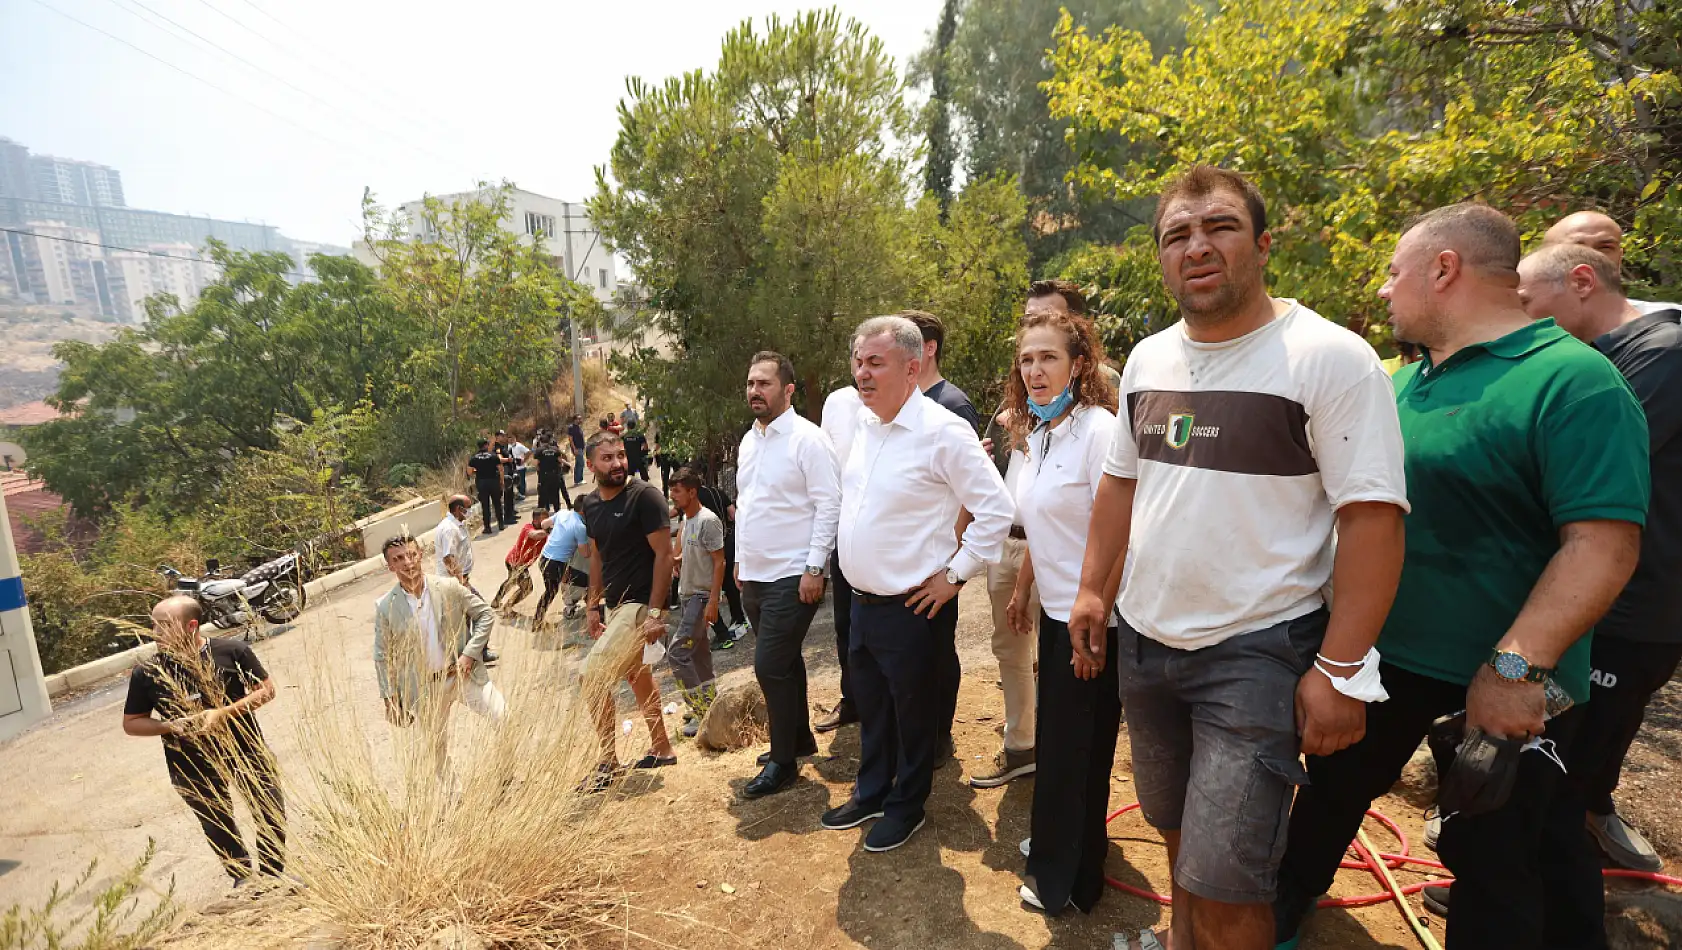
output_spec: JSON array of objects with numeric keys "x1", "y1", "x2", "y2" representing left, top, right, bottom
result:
[{"x1": 117, "y1": 164, "x2": 1679, "y2": 950}]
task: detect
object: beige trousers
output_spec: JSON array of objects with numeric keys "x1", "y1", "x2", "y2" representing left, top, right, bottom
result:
[{"x1": 986, "y1": 535, "x2": 1039, "y2": 752}]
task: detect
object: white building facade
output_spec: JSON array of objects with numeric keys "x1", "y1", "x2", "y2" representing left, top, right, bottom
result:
[{"x1": 391, "y1": 187, "x2": 617, "y2": 302}]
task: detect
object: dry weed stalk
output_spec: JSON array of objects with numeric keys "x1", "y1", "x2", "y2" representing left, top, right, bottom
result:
[{"x1": 281, "y1": 618, "x2": 637, "y2": 948}]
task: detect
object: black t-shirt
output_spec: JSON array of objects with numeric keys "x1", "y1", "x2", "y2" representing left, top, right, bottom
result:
[
  {"x1": 535, "y1": 444, "x2": 563, "y2": 475},
  {"x1": 623, "y1": 432, "x2": 649, "y2": 468},
  {"x1": 567, "y1": 423, "x2": 585, "y2": 449},
  {"x1": 1595, "y1": 307, "x2": 1682, "y2": 643},
  {"x1": 468, "y1": 451, "x2": 501, "y2": 483},
  {"x1": 497, "y1": 445, "x2": 517, "y2": 477},
  {"x1": 925, "y1": 379, "x2": 981, "y2": 432},
  {"x1": 580, "y1": 479, "x2": 668, "y2": 607},
  {"x1": 124, "y1": 638, "x2": 268, "y2": 766}
]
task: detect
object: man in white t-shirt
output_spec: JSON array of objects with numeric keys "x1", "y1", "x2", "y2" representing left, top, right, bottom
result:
[
  {"x1": 434, "y1": 494, "x2": 497, "y2": 664},
  {"x1": 1543, "y1": 210, "x2": 1677, "y2": 314},
  {"x1": 1069, "y1": 166, "x2": 1408, "y2": 950},
  {"x1": 508, "y1": 438, "x2": 531, "y2": 499}
]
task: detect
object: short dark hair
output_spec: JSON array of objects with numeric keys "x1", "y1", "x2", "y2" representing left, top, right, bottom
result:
[
  {"x1": 898, "y1": 310, "x2": 945, "y2": 362},
  {"x1": 476, "y1": 438, "x2": 489, "y2": 450},
  {"x1": 1152, "y1": 165, "x2": 1268, "y2": 245},
  {"x1": 1403, "y1": 202, "x2": 1520, "y2": 277},
  {"x1": 382, "y1": 535, "x2": 417, "y2": 558},
  {"x1": 750, "y1": 350, "x2": 796, "y2": 387},
  {"x1": 1027, "y1": 279, "x2": 1088, "y2": 316},
  {"x1": 669, "y1": 466, "x2": 703, "y2": 490},
  {"x1": 532, "y1": 507, "x2": 550, "y2": 521},
  {"x1": 586, "y1": 431, "x2": 623, "y2": 461}
]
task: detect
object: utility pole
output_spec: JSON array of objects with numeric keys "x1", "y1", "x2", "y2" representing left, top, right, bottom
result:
[
  {"x1": 0, "y1": 489, "x2": 52, "y2": 742},
  {"x1": 562, "y1": 205, "x2": 586, "y2": 418}
]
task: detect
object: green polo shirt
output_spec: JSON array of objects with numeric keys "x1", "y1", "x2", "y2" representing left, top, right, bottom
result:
[{"x1": 1380, "y1": 319, "x2": 1649, "y2": 703}]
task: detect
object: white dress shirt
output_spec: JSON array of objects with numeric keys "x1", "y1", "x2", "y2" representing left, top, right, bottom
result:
[
  {"x1": 1014, "y1": 405, "x2": 1119, "y2": 622},
  {"x1": 838, "y1": 388, "x2": 1015, "y2": 596},
  {"x1": 736, "y1": 406, "x2": 843, "y2": 582},
  {"x1": 435, "y1": 514, "x2": 472, "y2": 578},
  {"x1": 821, "y1": 386, "x2": 864, "y2": 470},
  {"x1": 402, "y1": 580, "x2": 448, "y2": 671},
  {"x1": 1634, "y1": 299, "x2": 1680, "y2": 315}
]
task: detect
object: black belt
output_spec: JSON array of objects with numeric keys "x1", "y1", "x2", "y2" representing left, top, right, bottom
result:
[
  {"x1": 854, "y1": 590, "x2": 911, "y2": 606},
  {"x1": 1008, "y1": 525, "x2": 1027, "y2": 540}
]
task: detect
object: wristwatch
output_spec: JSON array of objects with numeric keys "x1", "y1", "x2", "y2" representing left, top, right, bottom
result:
[
  {"x1": 648, "y1": 608, "x2": 665, "y2": 621},
  {"x1": 945, "y1": 567, "x2": 966, "y2": 587},
  {"x1": 1488, "y1": 649, "x2": 1553, "y2": 685},
  {"x1": 805, "y1": 565, "x2": 825, "y2": 577}
]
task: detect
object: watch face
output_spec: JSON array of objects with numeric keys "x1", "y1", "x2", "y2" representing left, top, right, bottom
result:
[{"x1": 1492, "y1": 652, "x2": 1530, "y2": 681}]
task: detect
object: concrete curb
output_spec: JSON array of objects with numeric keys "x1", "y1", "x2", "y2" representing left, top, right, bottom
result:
[{"x1": 41, "y1": 503, "x2": 454, "y2": 700}]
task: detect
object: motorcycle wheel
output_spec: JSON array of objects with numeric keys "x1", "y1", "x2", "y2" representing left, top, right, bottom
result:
[{"x1": 261, "y1": 578, "x2": 304, "y2": 623}]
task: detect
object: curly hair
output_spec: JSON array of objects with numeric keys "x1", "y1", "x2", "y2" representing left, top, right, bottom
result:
[{"x1": 1003, "y1": 310, "x2": 1118, "y2": 453}]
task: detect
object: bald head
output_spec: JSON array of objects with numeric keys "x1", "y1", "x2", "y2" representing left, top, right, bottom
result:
[
  {"x1": 150, "y1": 594, "x2": 203, "y2": 648},
  {"x1": 447, "y1": 494, "x2": 472, "y2": 518},
  {"x1": 1543, "y1": 211, "x2": 1624, "y2": 269}
]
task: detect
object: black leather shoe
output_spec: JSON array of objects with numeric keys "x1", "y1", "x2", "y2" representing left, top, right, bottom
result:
[
  {"x1": 757, "y1": 735, "x2": 819, "y2": 765},
  {"x1": 821, "y1": 798, "x2": 885, "y2": 830},
  {"x1": 742, "y1": 761, "x2": 798, "y2": 799}
]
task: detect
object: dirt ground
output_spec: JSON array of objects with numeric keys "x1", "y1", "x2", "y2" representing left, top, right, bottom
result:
[{"x1": 7, "y1": 496, "x2": 1682, "y2": 949}]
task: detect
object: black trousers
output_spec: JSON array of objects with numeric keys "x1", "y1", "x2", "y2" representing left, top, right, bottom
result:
[
  {"x1": 537, "y1": 473, "x2": 570, "y2": 513},
  {"x1": 1563, "y1": 635, "x2": 1682, "y2": 816},
  {"x1": 830, "y1": 551, "x2": 855, "y2": 714},
  {"x1": 1275, "y1": 663, "x2": 1605, "y2": 949},
  {"x1": 475, "y1": 480, "x2": 503, "y2": 530},
  {"x1": 500, "y1": 480, "x2": 517, "y2": 525},
  {"x1": 710, "y1": 534, "x2": 747, "y2": 638},
  {"x1": 850, "y1": 594, "x2": 958, "y2": 822},
  {"x1": 533, "y1": 556, "x2": 565, "y2": 626},
  {"x1": 743, "y1": 575, "x2": 821, "y2": 764},
  {"x1": 168, "y1": 743, "x2": 285, "y2": 882},
  {"x1": 1028, "y1": 615, "x2": 1122, "y2": 912}
]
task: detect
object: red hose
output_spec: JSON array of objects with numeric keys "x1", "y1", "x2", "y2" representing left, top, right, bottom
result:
[{"x1": 1101, "y1": 802, "x2": 1682, "y2": 908}]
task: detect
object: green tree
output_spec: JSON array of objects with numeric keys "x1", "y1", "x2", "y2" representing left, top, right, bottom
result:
[
  {"x1": 916, "y1": 0, "x2": 1198, "y2": 267},
  {"x1": 1044, "y1": 0, "x2": 1680, "y2": 353},
  {"x1": 361, "y1": 184, "x2": 571, "y2": 424},
  {"x1": 594, "y1": 11, "x2": 1029, "y2": 460},
  {"x1": 923, "y1": 0, "x2": 961, "y2": 215}
]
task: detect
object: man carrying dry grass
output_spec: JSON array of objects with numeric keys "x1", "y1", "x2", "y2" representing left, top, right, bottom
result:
[
  {"x1": 579, "y1": 432, "x2": 677, "y2": 790},
  {"x1": 373, "y1": 536, "x2": 506, "y2": 779},
  {"x1": 122, "y1": 595, "x2": 285, "y2": 884}
]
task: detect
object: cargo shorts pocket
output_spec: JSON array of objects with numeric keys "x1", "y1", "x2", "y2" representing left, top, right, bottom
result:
[{"x1": 1236, "y1": 752, "x2": 1310, "y2": 875}]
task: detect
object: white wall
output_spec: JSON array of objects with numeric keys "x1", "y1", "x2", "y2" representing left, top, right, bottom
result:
[{"x1": 397, "y1": 188, "x2": 618, "y2": 303}]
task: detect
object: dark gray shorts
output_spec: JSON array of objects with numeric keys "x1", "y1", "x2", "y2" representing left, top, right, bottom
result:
[{"x1": 1118, "y1": 608, "x2": 1325, "y2": 904}]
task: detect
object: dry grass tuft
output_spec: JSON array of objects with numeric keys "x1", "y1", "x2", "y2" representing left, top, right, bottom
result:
[{"x1": 282, "y1": 629, "x2": 636, "y2": 949}]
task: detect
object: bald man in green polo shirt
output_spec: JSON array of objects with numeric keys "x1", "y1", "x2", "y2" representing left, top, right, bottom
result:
[{"x1": 1274, "y1": 204, "x2": 1648, "y2": 950}]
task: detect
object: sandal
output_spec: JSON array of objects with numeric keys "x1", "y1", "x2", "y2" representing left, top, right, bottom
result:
[{"x1": 631, "y1": 753, "x2": 677, "y2": 770}]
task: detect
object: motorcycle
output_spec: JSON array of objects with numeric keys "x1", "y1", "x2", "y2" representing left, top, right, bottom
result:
[{"x1": 159, "y1": 552, "x2": 307, "y2": 634}]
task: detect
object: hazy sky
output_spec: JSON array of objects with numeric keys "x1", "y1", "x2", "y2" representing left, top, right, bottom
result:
[{"x1": 1, "y1": 0, "x2": 943, "y2": 247}]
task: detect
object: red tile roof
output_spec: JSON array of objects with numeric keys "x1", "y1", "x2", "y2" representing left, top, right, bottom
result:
[{"x1": 0, "y1": 401, "x2": 60, "y2": 426}]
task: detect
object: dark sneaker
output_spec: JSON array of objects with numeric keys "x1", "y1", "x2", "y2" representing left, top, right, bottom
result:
[
  {"x1": 967, "y1": 746, "x2": 1036, "y2": 788},
  {"x1": 863, "y1": 814, "x2": 925, "y2": 852},
  {"x1": 710, "y1": 634, "x2": 737, "y2": 651},
  {"x1": 631, "y1": 754, "x2": 677, "y2": 770},
  {"x1": 682, "y1": 720, "x2": 699, "y2": 738},
  {"x1": 1421, "y1": 883, "x2": 1449, "y2": 917},
  {"x1": 821, "y1": 799, "x2": 885, "y2": 831},
  {"x1": 1587, "y1": 810, "x2": 1665, "y2": 871}
]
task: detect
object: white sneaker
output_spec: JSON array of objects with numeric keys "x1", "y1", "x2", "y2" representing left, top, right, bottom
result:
[
  {"x1": 1019, "y1": 837, "x2": 1031, "y2": 859},
  {"x1": 1018, "y1": 884, "x2": 1043, "y2": 910},
  {"x1": 730, "y1": 621, "x2": 750, "y2": 640}
]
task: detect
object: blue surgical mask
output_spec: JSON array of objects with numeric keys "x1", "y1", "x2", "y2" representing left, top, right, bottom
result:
[{"x1": 1026, "y1": 383, "x2": 1075, "y2": 425}]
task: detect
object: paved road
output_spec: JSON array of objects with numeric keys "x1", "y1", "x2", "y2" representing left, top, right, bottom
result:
[{"x1": 0, "y1": 485, "x2": 593, "y2": 915}]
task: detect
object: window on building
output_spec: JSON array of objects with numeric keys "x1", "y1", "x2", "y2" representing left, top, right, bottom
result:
[
  {"x1": 525, "y1": 212, "x2": 555, "y2": 238},
  {"x1": 598, "y1": 267, "x2": 608, "y2": 289}
]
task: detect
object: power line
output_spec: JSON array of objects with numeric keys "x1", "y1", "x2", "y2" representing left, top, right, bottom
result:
[
  {"x1": 0, "y1": 226, "x2": 319, "y2": 281},
  {"x1": 87, "y1": 0, "x2": 475, "y2": 178},
  {"x1": 185, "y1": 0, "x2": 463, "y2": 147},
  {"x1": 24, "y1": 0, "x2": 370, "y2": 161}
]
